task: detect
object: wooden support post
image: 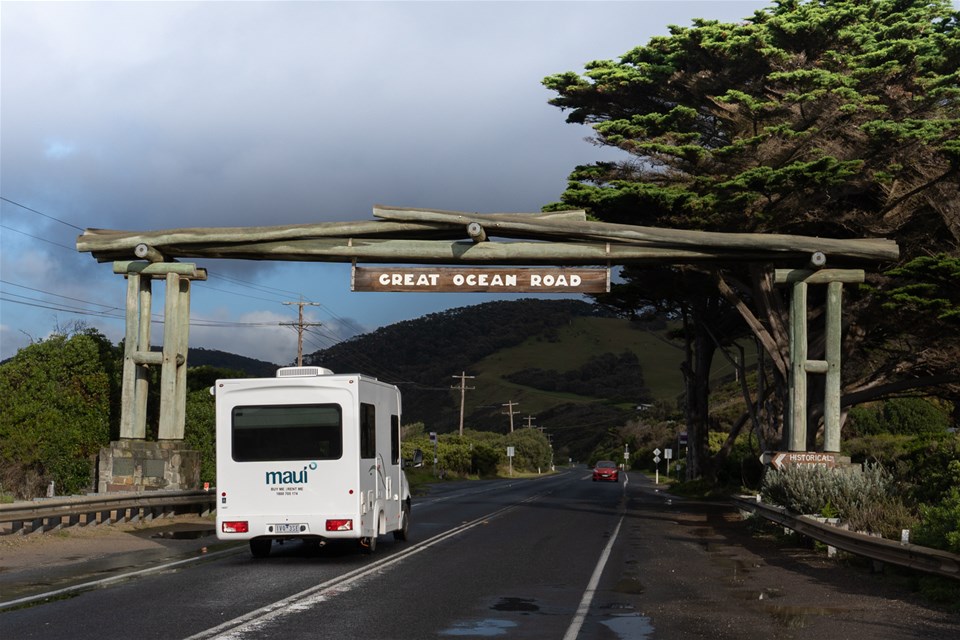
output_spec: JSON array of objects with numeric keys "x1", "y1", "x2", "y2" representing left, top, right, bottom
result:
[
  {"x1": 120, "y1": 273, "x2": 140, "y2": 439},
  {"x1": 174, "y1": 276, "x2": 191, "y2": 439},
  {"x1": 788, "y1": 281, "x2": 808, "y2": 452},
  {"x1": 120, "y1": 274, "x2": 151, "y2": 439},
  {"x1": 776, "y1": 268, "x2": 864, "y2": 454},
  {"x1": 158, "y1": 272, "x2": 181, "y2": 440},
  {"x1": 135, "y1": 277, "x2": 152, "y2": 436},
  {"x1": 115, "y1": 261, "x2": 205, "y2": 445},
  {"x1": 824, "y1": 281, "x2": 842, "y2": 453}
]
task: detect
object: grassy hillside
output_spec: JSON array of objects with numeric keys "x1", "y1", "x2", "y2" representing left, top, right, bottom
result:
[
  {"x1": 304, "y1": 299, "x2": 756, "y2": 459},
  {"x1": 471, "y1": 317, "x2": 686, "y2": 409}
]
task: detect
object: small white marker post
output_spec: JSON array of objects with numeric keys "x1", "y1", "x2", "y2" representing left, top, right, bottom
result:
[
  {"x1": 653, "y1": 448, "x2": 661, "y2": 484},
  {"x1": 507, "y1": 446, "x2": 515, "y2": 477},
  {"x1": 664, "y1": 448, "x2": 672, "y2": 476}
]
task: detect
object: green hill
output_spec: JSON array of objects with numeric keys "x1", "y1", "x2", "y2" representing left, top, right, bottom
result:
[
  {"x1": 304, "y1": 300, "x2": 693, "y2": 458},
  {"x1": 303, "y1": 298, "x2": 755, "y2": 460}
]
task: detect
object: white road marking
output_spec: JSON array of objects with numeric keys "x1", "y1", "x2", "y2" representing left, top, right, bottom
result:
[
  {"x1": 562, "y1": 473, "x2": 629, "y2": 640},
  {"x1": 0, "y1": 546, "x2": 244, "y2": 611},
  {"x1": 185, "y1": 496, "x2": 541, "y2": 640}
]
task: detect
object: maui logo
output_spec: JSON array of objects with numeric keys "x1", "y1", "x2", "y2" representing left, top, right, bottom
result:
[{"x1": 265, "y1": 461, "x2": 317, "y2": 485}]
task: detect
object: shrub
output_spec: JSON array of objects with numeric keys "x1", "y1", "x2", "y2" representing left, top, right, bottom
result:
[
  {"x1": 761, "y1": 463, "x2": 915, "y2": 537},
  {"x1": 914, "y1": 484, "x2": 960, "y2": 554}
]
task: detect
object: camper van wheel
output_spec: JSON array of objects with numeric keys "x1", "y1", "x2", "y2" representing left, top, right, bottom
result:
[
  {"x1": 249, "y1": 538, "x2": 272, "y2": 558},
  {"x1": 393, "y1": 503, "x2": 410, "y2": 541},
  {"x1": 360, "y1": 534, "x2": 377, "y2": 554}
]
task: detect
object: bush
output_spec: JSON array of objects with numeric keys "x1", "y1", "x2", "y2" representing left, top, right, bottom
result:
[
  {"x1": 184, "y1": 389, "x2": 217, "y2": 484},
  {"x1": 847, "y1": 398, "x2": 951, "y2": 437},
  {"x1": 761, "y1": 463, "x2": 915, "y2": 537},
  {"x1": 0, "y1": 332, "x2": 113, "y2": 497},
  {"x1": 914, "y1": 484, "x2": 960, "y2": 554}
]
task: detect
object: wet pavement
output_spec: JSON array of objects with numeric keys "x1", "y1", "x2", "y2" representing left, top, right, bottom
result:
[{"x1": 0, "y1": 515, "x2": 242, "y2": 606}]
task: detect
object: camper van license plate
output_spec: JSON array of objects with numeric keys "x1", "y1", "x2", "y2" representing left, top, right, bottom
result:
[{"x1": 274, "y1": 523, "x2": 304, "y2": 534}]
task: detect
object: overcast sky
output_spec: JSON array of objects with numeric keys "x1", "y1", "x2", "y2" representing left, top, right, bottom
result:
[{"x1": 1, "y1": 1, "x2": 770, "y2": 364}]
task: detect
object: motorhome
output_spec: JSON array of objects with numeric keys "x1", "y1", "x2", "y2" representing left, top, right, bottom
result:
[{"x1": 214, "y1": 366, "x2": 411, "y2": 557}]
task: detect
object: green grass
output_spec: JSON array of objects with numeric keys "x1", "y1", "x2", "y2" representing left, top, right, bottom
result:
[
  {"x1": 469, "y1": 317, "x2": 686, "y2": 409},
  {"x1": 449, "y1": 316, "x2": 760, "y2": 421}
]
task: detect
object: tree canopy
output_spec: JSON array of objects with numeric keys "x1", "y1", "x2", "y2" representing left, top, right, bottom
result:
[
  {"x1": 544, "y1": 0, "x2": 960, "y2": 476},
  {"x1": 0, "y1": 330, "x2": 115, "y2": 496}
]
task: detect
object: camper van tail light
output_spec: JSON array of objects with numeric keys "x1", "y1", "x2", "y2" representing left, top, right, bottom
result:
[
  {"x1": 326, "y1": 519, "x2": 353, "y2": 532},
  {"x1": 222, "y1": 520, "x2": 249, "y2": 534}
]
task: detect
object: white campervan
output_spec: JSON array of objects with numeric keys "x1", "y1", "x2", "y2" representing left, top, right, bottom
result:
[{"x1": 214, "y1": 366, "x2": 412, "y2": 557}]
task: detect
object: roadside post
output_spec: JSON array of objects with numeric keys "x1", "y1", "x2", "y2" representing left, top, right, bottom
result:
[
  {"x1": 507, "y1": 446, "x2": 515, "y2": 477},
  {"x1": 624, "y1": 444, "x2": 630, "y2": 470},
  {"x1": 664, "y1": 448, "x2": 672, "y2": 476},
  {"x1": 653, "y1": 448, "x2": 661, "y2": 484},
  {"x1": 430, "y1": 431, "x2": 438, "y2": 476},
  {"x1": 677, "y1": 432, "x2": 687, "y2": 480}
]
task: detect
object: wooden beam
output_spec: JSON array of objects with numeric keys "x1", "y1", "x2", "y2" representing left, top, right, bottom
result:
[
  {"x1": 79, "y1": 220, "x2": 463, "y2": 254},
  {"x1": 113, "y1": 237, "x2": 778, "y2": 265},
  {"x1": 774, "y1": 269, "x2": 866, "y2": 284},
  {"x1": 374, "y1": 206, "x2": 900, "y2": 262}
]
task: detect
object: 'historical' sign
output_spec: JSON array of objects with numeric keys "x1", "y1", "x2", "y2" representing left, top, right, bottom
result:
[
  {"x1": 352, "y1": 267, "x2": 609, "y2": 293},
  {"x1": 762, "y1": 451, "x2": 840, "y2": 471}
]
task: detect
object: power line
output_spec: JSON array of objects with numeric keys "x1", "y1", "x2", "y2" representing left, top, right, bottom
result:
[
  {"x1": 0, "y1": 224, "x2": 77, "y2": 251},
  {"x1": 0, "y1": 196, "x2": 84, "y2": 231},
  {"x1": 206, "y1": 271, "x2": 302, "y2": 299}
]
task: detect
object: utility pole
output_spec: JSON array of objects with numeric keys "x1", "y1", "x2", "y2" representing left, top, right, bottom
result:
[
  {"x1": 524, "y1": 415, "x2": 536, "y2": 429},
  {"x1": 451, "y1": 371, "x2": 475, "y2": 436},
  {"x1": 280, "y1": 300, "x2": 322, "y2": 366},
  {"x1": 502, "y1": 400, "x2": 519, "y2": 433}
]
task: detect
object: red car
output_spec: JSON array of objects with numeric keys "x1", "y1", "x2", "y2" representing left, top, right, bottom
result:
[{"x1": 592, "y1": 460, "x2": 620, "y2": 482}]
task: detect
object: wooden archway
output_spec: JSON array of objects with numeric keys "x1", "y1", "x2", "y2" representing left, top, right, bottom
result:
[{"x1": 78, "y1": 205, "x2": 899, "y2": 457}]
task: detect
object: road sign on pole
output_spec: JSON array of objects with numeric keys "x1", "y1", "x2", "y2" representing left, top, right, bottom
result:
[{"x1": 761, "y1": 451, "x2": 841, "y2": 471}]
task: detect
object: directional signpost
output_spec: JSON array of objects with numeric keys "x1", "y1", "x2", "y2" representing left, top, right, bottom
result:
[
  {"x1": 761, "y1": 451, "x2": 841, "y2": 471},
  {"x1": 653, "y1": 448, "x2": 662, "y2": 484}
]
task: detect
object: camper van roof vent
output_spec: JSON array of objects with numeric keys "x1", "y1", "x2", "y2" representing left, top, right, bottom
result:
[{"x1": 276, "y1": 366, "x2": 334, "y2": 378}]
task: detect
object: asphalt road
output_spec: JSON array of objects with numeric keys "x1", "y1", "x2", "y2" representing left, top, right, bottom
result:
[{"x1": 1, "y1": 469, "x2": 957, "y2": 639}]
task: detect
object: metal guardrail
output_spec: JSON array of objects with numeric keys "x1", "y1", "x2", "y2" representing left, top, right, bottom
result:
[
  {"x1": 0, "y1": 490, "x2": 216, "y2": 535},
  {"x1": 731, "y1": 495, "x2": 960, "y2": 581}
]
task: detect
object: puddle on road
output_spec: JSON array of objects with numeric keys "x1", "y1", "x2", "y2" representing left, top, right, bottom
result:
[
  {"x1": 439, "y1": 596, "x2": 544, "y2": 636},
  {"x1": 439, "y1": 619, "x2": 518, "y2": 637},
  {"x1": 600, "y1": 614, "x2": 655, "y2": 639},
  {"x1": 490, "y1": 597, "x2": 539, "y2": 613},
  {"x1": 150, "y1": 527, "x2": 215, "y2": 540}
]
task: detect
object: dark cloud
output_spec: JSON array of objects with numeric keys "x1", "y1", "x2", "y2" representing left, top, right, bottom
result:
[{"x1": 1, "y1": 1, "x2": 768, "y2": 360}]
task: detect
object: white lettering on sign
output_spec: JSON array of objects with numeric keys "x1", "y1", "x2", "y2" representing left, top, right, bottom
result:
[
  {"x1": 379, "y1": 272, "x2": 440, "y2": 287},
  {"x1": 450, "y1": 273, "x2": 519, "y2": 287},
  {"x1": 354, "y1": 267, "x2": 609, "y2": 293},
  {"x1": 530, "y1": 274, "x2": 582, "y2": 287}
]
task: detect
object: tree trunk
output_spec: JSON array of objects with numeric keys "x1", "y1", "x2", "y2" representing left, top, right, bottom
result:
[{"x1": 681, "y1": 306, "x2": 717, "y2": 481}]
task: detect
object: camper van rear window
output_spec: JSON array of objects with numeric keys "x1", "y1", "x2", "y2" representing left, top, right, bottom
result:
[{"x1": 231, "y1": 404, "x2": 343, "y2": 462}]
